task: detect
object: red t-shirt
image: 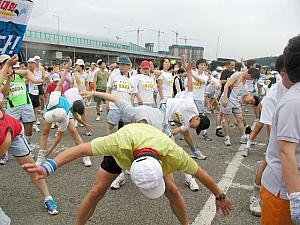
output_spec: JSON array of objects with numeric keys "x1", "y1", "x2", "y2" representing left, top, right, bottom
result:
[
  {"x1": 0, "y1": 113, "x2": 22, "y2": 145},
  {"x1": 46, "y1": 83, "x2": 64, "y2": 94}
]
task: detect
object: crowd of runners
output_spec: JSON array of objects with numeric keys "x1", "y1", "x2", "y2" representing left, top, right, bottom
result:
[{"x1": 0, "y1": 35, "x2": 300, "y2": 225}]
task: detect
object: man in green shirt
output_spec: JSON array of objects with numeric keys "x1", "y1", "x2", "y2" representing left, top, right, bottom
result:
[
  {"x1": 0, "y1": 54, "x2": 43, "y2": 148},
  {"x1": 93, "y1": 59, "x2": 109, "y2": 121},
  {"x1": 23, "y1": 123, "x2": 232, "y2": 225}
]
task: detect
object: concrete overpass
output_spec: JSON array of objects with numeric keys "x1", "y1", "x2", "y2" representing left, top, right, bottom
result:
[{"x1": 21, "y1": 26, "x2": 179, "y2": 66}]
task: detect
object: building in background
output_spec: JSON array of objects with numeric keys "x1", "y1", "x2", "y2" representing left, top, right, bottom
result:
[{"x1": 168, "y1": 44, "x2": 204, "y2": 61}]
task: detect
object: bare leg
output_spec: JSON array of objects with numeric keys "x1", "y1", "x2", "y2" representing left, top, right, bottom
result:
[
  {"x1": 24, "y1": 122, "x2": 33, "y2": 137},
  {"x1": 164, "y1": 174, "x2": 189, "y2": 225},
  {"x1": 96, "y1": 102, "x2": 100, "y2": 115},
  {"x1": 16, "y1": 155, "x2": 50, "y2": 197},
  {"x1": 216, "y1": 112, "x2": 223, "y2": 127},
  {"x1": 39, "y1": 95, "x2": 45, "y2": 111},
  {"x1": 234, "y1": 113, "x2": 245, "y2": 136},
  {"x1": 40, "y1": 121, "x2": 52, "y2": 150},
  {"x1": 75, "y1": 169, "x2": 118, "y2": 225},
  {"x1": 68, "y1": 120, "x2": 83, "y2": 145},
  {"x1": 183, "y1": 131, "x2": 194, "y2": 149},
  {"x1": 249, "y1": 121, "x2": 264, "y2": 142},
  {"x1": 106, "y1": 123, "x2": 114, "y2": 135},
  {"x1": 255, "y1": 160, "x2": 268, "y2": 185},
  {"x1": 223, "y1": 115, "x2": 231, "y2": 136}
]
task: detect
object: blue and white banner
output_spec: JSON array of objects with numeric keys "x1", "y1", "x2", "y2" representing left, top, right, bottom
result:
[{"x1": 0, "y1": 0, "x2": 34, "y2": 56}]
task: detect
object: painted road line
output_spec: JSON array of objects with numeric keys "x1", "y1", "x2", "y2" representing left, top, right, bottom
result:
[
  {"x1": 231, "y1": 182, "x2": 253, "y2": 191},
  {"x1": 192, "y1": 145, "x2": 245, "y2": 225}
]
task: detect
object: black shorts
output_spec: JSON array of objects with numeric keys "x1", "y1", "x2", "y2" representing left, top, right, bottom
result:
[
  {"x1": 38, "y1": 85, "x2": 45, "y2": 95},
  {"x1": 101, "y1": 156, "x2": 122, "y2": 174},
  {"x1": 29, "y1": 94, "x2": 40, "y2": 108}
]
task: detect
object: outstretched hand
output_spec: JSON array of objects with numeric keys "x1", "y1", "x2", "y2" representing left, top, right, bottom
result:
[
  {"x1": 184, "y1": 62, "x2": 193, "y2": 73},
  {"x1": 80, "y1": 91, "x2": 93, "y2": 99},
  {"x1": 6, "y1": 55, "x2": 18, "y2": 67},
  {"x1": 216, "y1": 196, "x2": 232, "y2": 216},
  {"x1": 22, "y1": 163, "x2": 48, "y2": 180},
  {"x1": 65, "y1": 58, "x2": 72, "y2": 70}
]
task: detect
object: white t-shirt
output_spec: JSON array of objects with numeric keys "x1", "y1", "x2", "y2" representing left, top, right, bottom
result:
[
  {"x1": 87, "y1": 69, "x2": 96, "y2": 83},
  {"x1": 74, "y1": 72, "x2": 88, "y2": 90},
  {"x1": 28, "y1": 81, "x2": 39, "y2": 95},
  {"x1": 157, "y1": 70, "x2": 173, "y2": 103},
  {"x1": 64, "y1": 88, "x2": 83, "y2": 107},
  {"x1": 260, "y1": 81, "x2": 288, "y2": 125},
  {"x1": 191, "y1": 71, "x2": 209, "y2": 101},
  {"x1": 166, "y1": 91, "x2": 198, "y2": 132},
  {"x1": 245, "y1": 79, "x2": 257, "y2": 94},
  {"x1": 107, "y1": 71, "x2": 136, "y2": 109},
  {"x1": 133, "y1": 74, "x2": 155, "y2": 105},
  {"x1": 34, "y1": 68, "x2": 43, "y2": 80}
]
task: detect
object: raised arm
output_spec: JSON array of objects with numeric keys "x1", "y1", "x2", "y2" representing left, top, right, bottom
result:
[
  {"x1": 184, "y1": 62, "x2": 193, "y2": 92},
  {"x1": 55, "y1": 59, "x2": 72, "y2": 92},
  {"x1": 22, "y1": 142, "x2": 93, "y2": 179},
  {"x1": 81, "y1": 91, "x2": 118, "y2": 103}
]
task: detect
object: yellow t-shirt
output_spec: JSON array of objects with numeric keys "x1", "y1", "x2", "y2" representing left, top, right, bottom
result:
[{"x1": 91, "y1": 123, "x2": 199, "y2": 176}]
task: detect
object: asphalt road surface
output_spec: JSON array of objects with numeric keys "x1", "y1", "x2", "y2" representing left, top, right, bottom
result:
[{"x1": 0, "y1": 105, "x2": 267, "y2": 225}]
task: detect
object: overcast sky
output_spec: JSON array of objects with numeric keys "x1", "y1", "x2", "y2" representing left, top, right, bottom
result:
[{"x1": 29, "y1": 0, "x2": 300, "y2": 60}]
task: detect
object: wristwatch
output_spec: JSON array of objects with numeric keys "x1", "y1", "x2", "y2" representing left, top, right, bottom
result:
[{"x1": 216, "y1": 193, "x2": 226, "y2": 201}]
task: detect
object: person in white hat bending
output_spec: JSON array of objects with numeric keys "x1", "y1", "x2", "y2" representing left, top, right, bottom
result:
[
  {"x1": 23, "y1": 122, "x2": 232, "y2": 225},
  {"x1": 36, "y1": 59, "x2": 92, "y2": 167}
]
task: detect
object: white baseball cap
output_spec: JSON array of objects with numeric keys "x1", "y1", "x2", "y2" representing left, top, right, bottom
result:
[
  {"x1": 44, "y1": 108, "x2": 67, "y2": 123},
  {"x1": 27, "y1": 58, "x2": 37, "y2": 64},
  {"x1": 34, "y1": 56, "x2": 41, "y2": 61},
  {"x1": 75, "y1": 59, "x2": 85, "y2": 66},
  {"x1": 130, "y1": 156, "x2": 165, "y2": 199},
  {"x1": 0, "y1": 54, "x2": 10, "y2": 63},
  {"x1": 52, "y1": 73, "x2": 60, "y2": 82}
]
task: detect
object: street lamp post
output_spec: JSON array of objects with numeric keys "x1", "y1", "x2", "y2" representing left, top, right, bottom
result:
[{"x1": 104, "y1": 26, "x2": 110, "y2": 65}]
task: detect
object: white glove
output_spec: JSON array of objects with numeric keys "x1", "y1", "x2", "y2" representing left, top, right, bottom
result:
[{"x1": 289, "y1": 192, "x2": 300, "y2": 225}]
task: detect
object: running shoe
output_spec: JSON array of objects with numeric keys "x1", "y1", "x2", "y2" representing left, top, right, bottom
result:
[
  {"x1": 36, "y1": 119, "x2": 41, "y2": 125},
  {"x1": 240, "y1": 135, "x2": 248, "y2": 144},
  {"x1": 83, "y1": 157, "x2": 92, "y2": 167},
  {"x1": 110, "y1": 173, "x2": 126, "y2": 190},
  {"x1": 44, "y1": 199, "x2": 59, "y2": 215},
  {"x1": 249, "y1": 195, "x2": 261, "y2": 217},
  {"x1": 51, "y1": 123, "x2": 56, "y2": 129},
  {"x1": 224, "y1": 136, "x2": 231, "y2": 146},
  {"x1": 96, "y1": 115, "x2": 101, "y2": 121},
  {"x1": 189, "y1": 149, "x2": 208, "y2": 160},
  {"x1": 202, "y1": 133, "x2": 212, "y2": 141},
  {"x1": 100, "y1": 107, "x2": 103, "y2": 112},
  {"x1": 0, "y1": 153, "x2": 8, "y2": 165},
  {"x1": 170, "y1": 122, "x2": 175, "y2": 126},
  {"x1": 185, "y1": 176, "x2": 199, "y2": 191},
  {"x1": 36, "y1": 150, "x2": 46, "y2": 166},
  {"x1": 33, "y1": 124, "x2": 40, "y2": 132},
  {"x1": 242, "y1": 147, "x2": 249, "y2": 157},
  {"x1": 85, "y1": 131, "x2": 92, "y2": 136},
  {"x1": 216, "y1": 128, "x2": 224, "y2": 137}
]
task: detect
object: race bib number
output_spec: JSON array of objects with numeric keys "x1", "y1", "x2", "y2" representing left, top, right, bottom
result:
[
  {"x1": 168, "y1": 79, "x2": 174, "y2": 87},
  {"x1": 143, "y1": 81, "x2": 154, "y2": 90},
  {"x1": 115, "y1": 80, "x2": 131, "y2": 93},
  {"x1": 193, "y1": 80, "x2": 204, "y2": 88},
  {"x1": 10, "y1": 83, "x2": 25, "y2": 97}
]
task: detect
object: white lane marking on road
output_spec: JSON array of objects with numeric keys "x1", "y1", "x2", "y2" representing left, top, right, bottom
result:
[
  {"x1": 230, "y1": 182, "x2": 253, "y2": 191},
  {"x1": 192, "y1": 145, "x2": 245, "y2": 225}
]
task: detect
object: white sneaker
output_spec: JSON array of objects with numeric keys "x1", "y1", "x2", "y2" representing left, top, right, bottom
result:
[
  {"x1": 83, "y1": 157, "x2": 92, "y2": 167},
  {"x1": 80, "y1": 123, "x2": 84, "y2": 127},
  {"x1": 110, "y1": 172, "x2": 126, "y2": 190},
  {"x1": 170, "y1": 122, "x2": 175, "y2": 126},
  {"x1": 51, "y1": 123, "x2": 56, "y2": 129},
  {"x1": 100, "y1": 107, "x2": 103, "y2": 112},
  {"x1": 36, "y1": 150, "x2": 46, "y2": 166},
  {"x1": 249, "y1": 195, "x2": 261, "y2": 217},
  {"x1": 33, "y1": 124, "x2": 40, "y2": 132},
  {"x1": 224, "y1": 136, "x2": 231, "y2": 146},
  {"x1": 242, "y1": 147, "x2": 249, "y2": 157},
  {"x1": 185, "y1": 174, "x2": 199, "y2": 191},
  {"x1": 96, "y1": 115, "x2": 101, "y2": 121},
  {"x1": 240, "y1": 135, "x2": 248, "y2": 144},
  {"x1": 189, "y1": 149, "x2": 208, "y2": 160},
  {"x1": 36, "y1": 119, "x2": 41, "y2": 125},
  {"x1": 0, "y1": 152, "x2": 8, "y2": 165},
  {"x1": 85, "y1": 131, "x2": 92, "y2": 136}
]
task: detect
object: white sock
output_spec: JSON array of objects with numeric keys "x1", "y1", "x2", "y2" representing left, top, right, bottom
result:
[{"x1": 44, "y1": 196, "x2": 53, "y2": 202}]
